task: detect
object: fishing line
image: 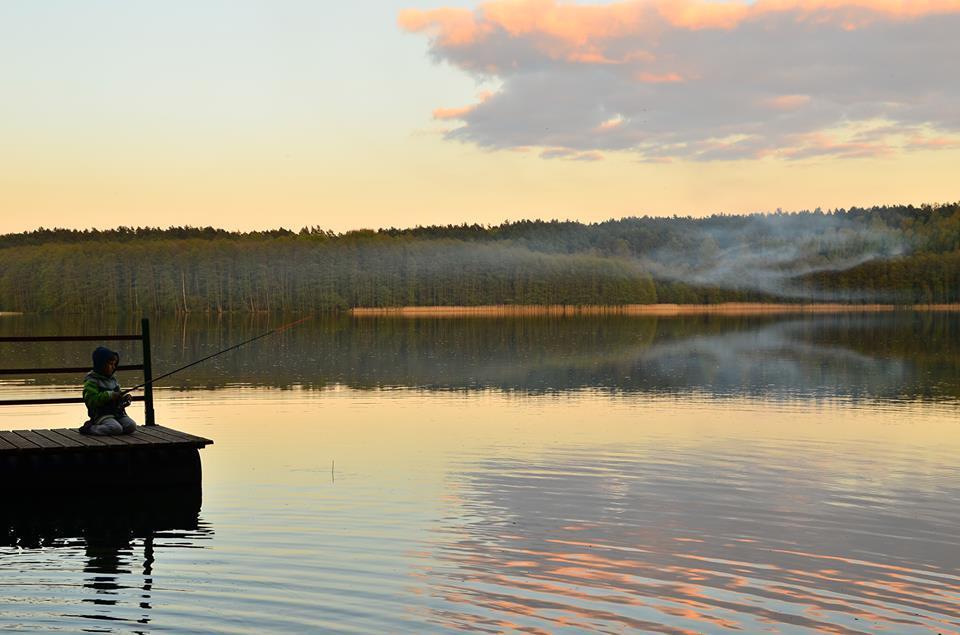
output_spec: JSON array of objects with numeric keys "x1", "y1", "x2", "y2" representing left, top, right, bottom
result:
[{"x1": 123, "y1": 316, "x2": 312, "y2": 395}]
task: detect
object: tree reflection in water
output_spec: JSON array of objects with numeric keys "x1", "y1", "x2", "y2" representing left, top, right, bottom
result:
[{"x1": 2, "y1": 312, "x2": 960, "y2": 402}]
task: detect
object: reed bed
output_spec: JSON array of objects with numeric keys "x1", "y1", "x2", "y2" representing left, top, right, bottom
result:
[
  {"x1": 349, "y1": 303, "x2": 960, "y2": 318},
  {"x1": 913, "y1": 304, "x2": 960, "y2": 312}
]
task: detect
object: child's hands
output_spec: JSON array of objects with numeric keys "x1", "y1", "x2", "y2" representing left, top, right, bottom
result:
[{"x1": 112, "y1": 390, "x2": 132, "y2": 407}]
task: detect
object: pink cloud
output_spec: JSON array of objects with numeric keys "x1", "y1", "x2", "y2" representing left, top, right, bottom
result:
[
  {"x1": 400, "y1": 1, "x2": 960, "y2": 49},
  {"x1": 779, "y1": 133, "x2": 895, "y2": 159},
  {"x1": 401, "y1": 0, "x2": 960, "y2": 162},
  {"x1": 432, "y1": 91, "x2": 496, "y2": 121},
  {"x1": 906, "y1": 135, "x2": 960, "y2": 150},
  {"x1": 764, "y1": 94, "x2": 812, "y2": 110}
]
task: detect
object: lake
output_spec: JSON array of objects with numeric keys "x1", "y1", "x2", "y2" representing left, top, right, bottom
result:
[{"x1": 1, "y1": 312, "x2": 958, "y2": 634}]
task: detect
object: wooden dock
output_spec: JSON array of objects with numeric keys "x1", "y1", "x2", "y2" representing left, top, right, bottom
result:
[
  {"x1": 0, "y1": 425, "x2": 213, "y2": 491},
  {"x1": 0, "y1": 425, "x2": 211, "y2": 454},
  {"x1": 0, "y1": 320, "x2": 213, "y2": 492}
]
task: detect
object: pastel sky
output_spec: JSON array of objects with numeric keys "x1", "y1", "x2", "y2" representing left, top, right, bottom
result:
[{"x1": 1, "y1": 0, "x2": 958, "y2": 233}]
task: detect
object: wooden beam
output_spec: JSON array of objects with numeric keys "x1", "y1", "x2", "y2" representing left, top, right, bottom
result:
[
  {"x1": 0, "y1": 335, "x2": 142, "y2": 342},
  {"x1": 0, "y1": 396, "x2": 145, "y2": 406},
  {"x1": 0, "y1": 364, "x2": 144, "y2": 376}
]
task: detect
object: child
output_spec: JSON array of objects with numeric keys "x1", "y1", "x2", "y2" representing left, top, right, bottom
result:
[{"x1": 81, "y1": 346, "x2": 137, "y2": 435}]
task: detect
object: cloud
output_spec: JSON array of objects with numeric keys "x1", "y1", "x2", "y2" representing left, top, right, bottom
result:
[
  {"x1": 540, "y1": 147, "x2": 605, "y2": 160},
  {"x1": 764, "y1": 94, "x2": 812, "y2": 111},
  {"x1": 433, "y1": 104, "x2": 477, "y2": 120},
  {"x1": 905, "y1": 135, "x2": 960, "y2": 151},
  {"x1": 595, "y1": 114, "x2": 625, "y2": 131},
  {"x1": 635, "y1": 71, "x2": 685, "y2": 83},
  {"x1": 400, "y1": 0, "x2": 960, "y2": 162}
]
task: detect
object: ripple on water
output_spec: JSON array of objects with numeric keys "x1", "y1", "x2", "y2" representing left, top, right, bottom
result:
[{"x1": 418, "y1": 439, "x2": 960, "y2": 634}]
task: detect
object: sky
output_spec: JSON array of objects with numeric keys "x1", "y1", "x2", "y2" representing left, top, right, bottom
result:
[{"x1": 1, "y1": 0, "x2": 958, "y2": 234}]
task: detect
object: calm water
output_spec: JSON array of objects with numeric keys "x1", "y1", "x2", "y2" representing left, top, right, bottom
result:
[{"x1": 1, "y1": 313, "x2": 959, "y2": 634}]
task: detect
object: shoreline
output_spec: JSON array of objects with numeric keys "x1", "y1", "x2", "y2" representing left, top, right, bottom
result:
[{"x1": 350, "y1": 303, "x2": 960, "y2": 317}]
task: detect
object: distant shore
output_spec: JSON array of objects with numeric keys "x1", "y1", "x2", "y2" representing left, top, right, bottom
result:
[
  {"x1": 350, "y1": 303, "x2": 960, "y2": 317},
  {"x1": 0, "y1": 312, "x2": 22, "y2": 316}
]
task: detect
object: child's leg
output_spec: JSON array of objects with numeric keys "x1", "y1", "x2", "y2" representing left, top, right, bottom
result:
[
  {"x1": 88, "y1": 418, "x2": 124, "y2": 436},
  {"x1": 116, "y1": 415, "x2": 137, "y2": 434}
]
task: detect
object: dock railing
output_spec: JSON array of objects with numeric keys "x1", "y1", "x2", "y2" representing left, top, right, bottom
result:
[{"x1": 0, "y1": 318, "x2": 156, "y2": 426}]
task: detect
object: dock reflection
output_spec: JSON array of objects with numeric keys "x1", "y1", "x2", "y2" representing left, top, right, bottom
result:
[{"x1": 0, "y1": 486, "x2": 212, "y2": 630}]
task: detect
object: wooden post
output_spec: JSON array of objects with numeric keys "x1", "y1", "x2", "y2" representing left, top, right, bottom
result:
[{"x1": 142, "y1": 318, "x2": 156, "y2": 426}]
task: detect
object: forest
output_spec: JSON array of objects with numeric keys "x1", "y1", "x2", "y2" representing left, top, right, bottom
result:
[{"x1": 0, "y1": 202, "x2": 957, "y2": 313}]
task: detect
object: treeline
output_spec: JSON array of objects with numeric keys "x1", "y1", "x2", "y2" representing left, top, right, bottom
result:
[
  {"x1": 0, "y1": 239, "x2": 656, "y2": 313},
  {"x1": 0, "y1": 202, "x2": 958, "y2": 313},
  {"x1": 806, "y1": 251, "x2": 960, "y2": 305}
]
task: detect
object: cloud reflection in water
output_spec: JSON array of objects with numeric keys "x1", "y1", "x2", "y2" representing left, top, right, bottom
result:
[{"x1": 424, "y1": 441, "x2": 960, "y2": 634}]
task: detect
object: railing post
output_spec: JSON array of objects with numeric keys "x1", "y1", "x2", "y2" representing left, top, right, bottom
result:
[{"x1": 142, "y1": 318, "x2": 156, "y2": 426}]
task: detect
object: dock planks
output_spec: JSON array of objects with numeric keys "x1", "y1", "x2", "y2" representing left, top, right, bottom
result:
[
  {"x1": 0, "y1": 425, "x2": 212, "y2": 455},
  {"x1": 0, "y1": 425, "x2": 211, "y2": 492}
]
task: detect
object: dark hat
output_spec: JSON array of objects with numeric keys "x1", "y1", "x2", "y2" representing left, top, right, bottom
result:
[{"x1": 92, "y1": 346, "x2": 120, "y2": 374}]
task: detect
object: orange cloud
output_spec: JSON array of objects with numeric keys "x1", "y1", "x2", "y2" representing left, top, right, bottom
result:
[
  {"x1": 596, "y1": 115, "x2": 626, "y2": 131},
  {"x1": 433, "y1": 105, "x2": 477, "y2": 120},
  {"x1": 400, "y1": 1, "x2": 960, "y2": 51},
  {"x1": 432, "y1": 91, "x2": 496, "y2": 121},
  {"x1": 658, "y1": 0, "x2": 751, "y2": 29},
  {"x1": 398, "y1": 7, "x2": 492, "y2": 46}
]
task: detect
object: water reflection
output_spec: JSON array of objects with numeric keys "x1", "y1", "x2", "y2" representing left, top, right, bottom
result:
[
  {"x1": 0, "y1": 386, "x2": 958, "y2": 633},
  {"x1": 427, "y1": 442, "x2": 960, "y2": 634},
  {"x1": 0, "y1": 488, "x2": 212, "y2": 632},
  {"x1": 3, "y1": 312, "x2": 960, "y2": 632},
  {"x1": 1, "y1": 312, "x2": 959, "y2": 403}
]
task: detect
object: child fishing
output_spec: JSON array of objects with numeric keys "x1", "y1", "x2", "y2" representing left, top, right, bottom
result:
[
  {"x1": 80, "y1": 346, "x2": 137, "y2": 436},
  {"x1": 77, "y1": 317, "x2": 311, "y2": 435}
]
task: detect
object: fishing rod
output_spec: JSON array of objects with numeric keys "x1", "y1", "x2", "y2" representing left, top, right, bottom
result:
[{"x1": 122, "y1": 315, "x2": 312, "y2": 396}]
